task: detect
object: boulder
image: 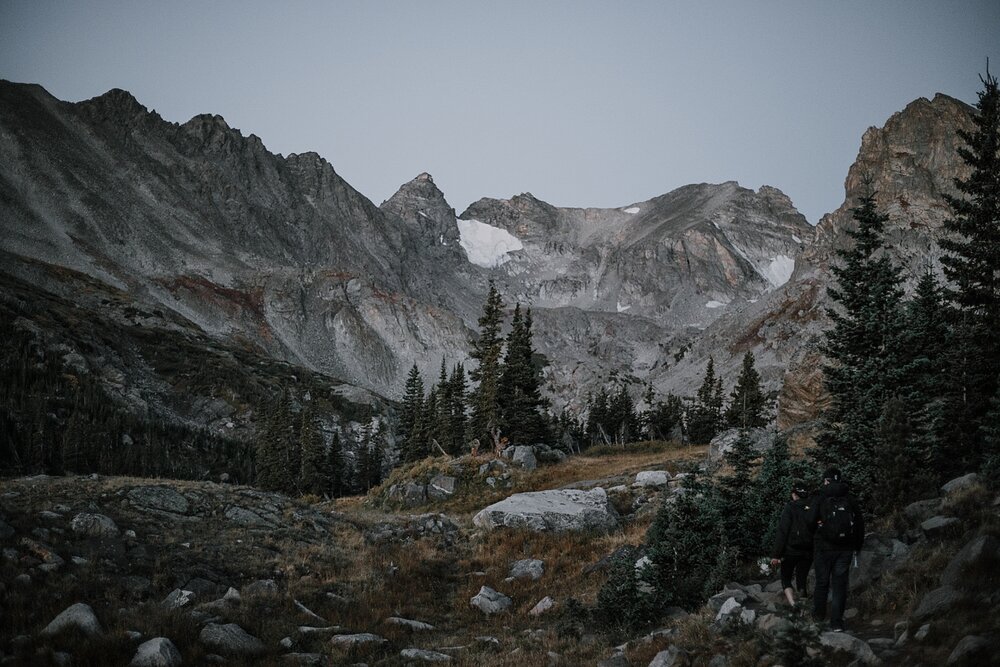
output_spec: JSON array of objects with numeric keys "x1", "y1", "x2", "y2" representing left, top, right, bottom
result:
[
  {"x1": 941, "y1": 473, "x2": 979, "y2": 496},
  {"x1": 648, "y1": 646, "x2": 685, "y2": 667},
  {"x1": 633, "y1": 471, "x2": 671, "y2": 488},
  {"x1": 472, "y1": 488, "x2": 619, "y2": 532},
  {"x1": 41, "y1": 602, "x2": 103, "y2": 637},
  {"x1": 903, "y1": 498, "x2": 942, "y2": 523},
  {"x1": 427, "y1": 475, "x2": 457, "y2": 500},
  {"x1": 329, "y1": 633, "x2": 387, "y2": 648},
  {"x1": 242, "y1": 579, "x2": 279, "y2": 597},
  {"x1": 940, "y1": 535, "x2": 1000, "y2": 587},
  {"x1": 129, "y1": 638, "x2": 182, "y2": 667},
  {"x1": 708, "y1": 428, "x2": 776, "y2": 462},
  {"x1": 947, "y1": 635, "x2": 990, "y2": 665},
  {"x1": 597, "y1": 652, "x2": 631, "y2": 667},
  {"x1": 920, "y1": 516, "x2": 960, "y2": 538},
  {"x1": 509, "y1": 558, "x2": 545, "y2": 581},
  {"x1": 529, "y1": 596, "x2": 556, "y2": 616},
  {"x1": 400, "y1": 648, "x2": 452, "y2": 662},
  {"x1": 511, "y1": 446, "x2": 538, "y2": 471},
  {"x1": 756, "y1": 613, "x2": 792, "y2": 636},
  {"x1": 127, "y1": 487, "x2": 190, "y2": 514},
  {"x1": 819, "y1": 632, "x2": 879, "y2": 665},
  {"x1": 199, "y1": 623, "x2": 265, "y2": 656},
  {"x1": 479, "y1": 459, "x2": 509, "y2": 476},
  {"x1": 385, "y1": 617, "x2": 434, "y2": 631},
  {"x1": 70, "y1": 513, "x2": 119, "y2": 538},
  {"x1": 162, "y1": 589, "x2": 196, "y2": 610},
  {"x1": 223, "y1": 505, "x2": 275, "y2": 528},
  {"x1": 714, "y1": 597, "x2": 743, "y2": 623},
  {"x1": 708, "y1": 588, "x2": 747, "y2": 611},
  {"x1": 470, "y1": 586, "x2": 512, "y2": 615},
  {"x1": 913, "y1": 585, "x2": 964, "y2": 621},
  {"x1": 388, "y1": 482, "x2": 428, "y2": 508},
  {"x1": 534, "y1": 444, "x2": 568, "y2": 464}
]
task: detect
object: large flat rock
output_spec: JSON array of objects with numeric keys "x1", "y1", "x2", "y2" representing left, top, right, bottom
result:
[{"x1": 472, "y1": 488, "x2": 619, "y2": 532}]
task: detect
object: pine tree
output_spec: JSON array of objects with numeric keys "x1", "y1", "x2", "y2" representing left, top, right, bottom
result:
[
  {"x1": 755, "y1": 434, "x2": 797, "y2": 555},
  {"x1": 725, "y1": 352, "x2": 768, "y2": 429},
  {"x1": 399, "y1": 364, "x2": 425, "y2": 462},
  {"x1": 255, "y1": 395, "x2": 286, "y2": 492},
  {"x1": 446, "y1": 363, "x2": 468, "y2": 455},
  {"x1": 817, "y1": 191, "x2": 906, "y2": 501},
  {"x1": 688, "y1": 358, "x2": 723, "y2": 444},
  {"x1": 422, "y1": 387, "x2": 438, "y2": 455},
  {"x1": 499, "y1": 305, "x2": 549, "y2": 445},
  {"x1": 469, "y1": 281, "x2": 507, "y2": 447},
  {"x1": 365, "y1": 419, "x2": 385, "y2": 489},
  {"x1": 326, "y1": 431, "x2": 344, "y2": 497},
  {"x1": 433, "y1": 358, "x2": 454, "y2": 452},
  {"x1": 874, "y1": 396, "x2": 934, "y2": 508},
  {"x1": 939, "y1": 69, "x2": 1000, "y2": 472},
  {"x1": 719, "y1": 429, "x2": 762, "y2": 560},
  {"x1": 646, "y1": 394, "x2": 685, "y2": 441},
  {"x1": 298, "y1": 402, "x2": 327, "y2": 495},
  {"x1": 586, "y1": 388, "x2": 611, "y2": 446}
]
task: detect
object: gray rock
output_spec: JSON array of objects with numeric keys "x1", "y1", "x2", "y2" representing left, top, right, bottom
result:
[
  {"x1": 819, "y1": 631, "x2": 879, "y2": 665},
  {"x1": 913, "y1": 585, "x2": 963, "y2": 621},
  {"x1": 947, "y1": 635, "x2": 990, "y2": 664},
  {"x1": 14, "y1": 573, "x2": 31, "y2": 586},
  {"x1": 920, "y1": 515, "x2": 960, "y2": 537},
  {"x1": 279, "y1": 637, "x2": 294, "y2": 649},
  {"x1": 127, "y1": 487, "x2": 190, "y2": 514},
  {"x1": 242, "y1": 579, "x2": 279, "y2": 597},
  {"x1": 714, "y1": 596, "x2": 743, "y2": 622},
  {"x1": 70, "y1": 513, "x2": 119, "y2": 538},
  {"x1": 389, "y1": 481, "x2": 428, "y2": 508},
  {"x1": 511, "y1": 446, "x2": 538, "y2": 471},
  {"x1": 479, "y1": 459, "x2": 509, "y2": 476},
  {"x1": 427, "y1": 474, "x2": 457, "y2": 500},
  {"x1": 385, "y1": 616, "x2": 434, "y2": 631},
  {"x1": 941, "y1": 473, "x2": 980, "y2": 496},
  {"x1": 223, "y1": 506, "x2": 274, "y2": 528},
  {"x1": 200, "y1": 623, "x2": 265, "y2": 655},
  {"x1": 127, "y1": 630, "x2": 143, "y2": 641},
  {"x1": 903, "y1": 498, "x2": 942, "y2": 522},
  {"x1": 329, "y1": 633, "x2": 387, "y2": 648},
  {"x1": 708, "y1": 588, "x2": 747, "y2": 611},
  {"x1": 648, "y1": 646, "x2": 685, "y2": 667},
  {"x1": 756, "y1": 613, "x2": 792, "y2": 636},
  {"x1": 400, "y1": 648, "x2": 452, "y2": 662},
  {"x1": 708, "y1": 656, "x2": 729, "y2": 667},
  {"x1": 470, "y1": 586, "x2": 512, "y2": 615},
  {"x1": 529, "y1": 596, "x2": 556, "y2": 616},
  {"x1": 473, "y1": 488, "x2": 619, "y2": 532},
  {"x1": 41, "y1": 602, "x2": 103, "y2": 637},
  {"x1": 598, "y1": 652, "x2": 631, "y2": 667},
  {"x1": 162, "y1": 589, "x2": 196, "y2": 610},
  {"x1": 509, "y1": 558, "x2": 545, "y2": 581},
  {"x1": 940, "y1": 534, "x2": 1000, "y2": 587},
  {"x1": 633, "y1": 471, "x2": 671, "y2": 488},
  {"x1": 129, "y1": 637, "x2": 182, "y2": 667}
]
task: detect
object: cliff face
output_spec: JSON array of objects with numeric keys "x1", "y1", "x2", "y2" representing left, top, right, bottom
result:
[{"x1": 0, "y1": 81, "x2": 977, "y2": 431}]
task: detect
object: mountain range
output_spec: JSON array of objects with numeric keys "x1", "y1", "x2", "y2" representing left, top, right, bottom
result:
[{"x1": 0, "y1": 80, "x2": 975, "y2": 445}]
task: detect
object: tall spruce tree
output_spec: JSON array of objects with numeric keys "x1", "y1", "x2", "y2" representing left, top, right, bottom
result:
[
  {"x1": 399, "y1": 364, "x2": 424, "y2": 462},
  {"x1": 298, "y1": 402, "x2": 327, "y2": 495},
  {"x1": 719, "y1": 429, "x2": 762, "y2": 560},
  {"x1": 499, "y1": 305, "x2": 549, "y2": 445},
  {"x1": 687, "y1": 358, "x2": 723, "y2": 444},
  {"x1": 725, "y1": 352, "x2": 768, "y2": 429},
  {"x1": 586, "y1": 388, "x2": 611, "y2": 446},
  {"x1": 938, "y1": 69, "x2": 1000, "y2": 473},
  {"x1": 446, "y1": 363, "x2": 468, "y2": 455},
  {"x1": 646, "y1": 394, "x2": 685, "y2": 441},
  {"x1": 433, "y1": 358, "x2": 454, "y2": 451},
  {"x1": 817, "y1": 191, "x2": 905, "y2": 501},
  {"x1": 326, "y1": 431, "x2": 344, "y2": 497},
  {"x1": 469, "y1": 281, "x2": 506, "y2": 447}
]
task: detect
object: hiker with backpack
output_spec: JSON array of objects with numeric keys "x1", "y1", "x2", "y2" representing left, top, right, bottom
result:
[
  {"x1": 808, "y1": 466, "x2": 864, "y2": 632},
  {"x1": 769, "y1": 479, "x2": 815, "y2": 608}
]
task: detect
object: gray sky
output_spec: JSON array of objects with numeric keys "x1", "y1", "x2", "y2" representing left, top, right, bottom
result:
[{"x1": 2, "y1": 1, "x2": 998, "y2": 223}]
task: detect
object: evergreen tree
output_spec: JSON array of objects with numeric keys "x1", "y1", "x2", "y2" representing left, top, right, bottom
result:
[
  {"x1": 608, "y1": 384, "x2": 640, "y2": 445},
  {"x1": 421, "y1": 387, "x2": 438, "y2": 455},
  {"x1": 817, "y1": 191, "x2": 906, "y2": 501},
  {"x1": 256, "y1": 392, "x2": 293, "y2": 492},
  {"x1": 433, "y1": 358, "x2": 454, "y2": 451},
  {"x1": 874, "y1": 396, "x2": 935, "y2": 508},
  {"x1": 469, "y1": 282, "x2": 506, "y2": 447},
  {"x1": 585, "y1": 388, "x2": 611, "y2": 446},
  {"x1": 755, "y1": 435, "x2": 796, "y2": 555},
  {"x1": 446, "y1": 363, "x2": 468, "y2": 455},
  {"x1": 595, "y1": 545, "x2": 655, "y2": 641},
  {"x1": 326, "y1": 431, "x2": 344, "y2": 497},
  {"x1": 939, "y1": 69, "x2": 1000, "y2": 471},
  {"x1": 646, "y1": 394, "x2": 685, "y2": 441},
  {"x1": 725, "y1": 352, "x2": 768, "y2": 429},
  {"x1": 688, "y1": 358, "x2": 724, "y2": 443},
  {"x1": 719, "y1": 429, "x2": 762, "y2": 560},
  {"x1": 298, "y1": 402, "x2": 327, "y2": 495},
  {"x1": 365, "y1": 420, "x2": 385, "y2": 489},
  {"x1": 399, "y1": 364, "x2": 425, "y2": 462},
  {"x1": 499, "y1": 305, "x2": 549, "y2": 445}
]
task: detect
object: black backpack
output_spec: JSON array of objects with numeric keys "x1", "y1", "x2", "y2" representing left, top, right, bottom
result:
[
  {"x1": 789, "y1": 501, "x2": 814, "y2": 551},
  {"x1": 819, "y1": 496, "x2": 855, "y2": 546}
]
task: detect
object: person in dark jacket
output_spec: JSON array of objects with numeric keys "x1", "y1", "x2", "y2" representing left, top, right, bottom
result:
[
  {"x1": 770, "y1": 480, "x2": 815, "y2": 607},
  {"x1": 808, "y1": 467, "x2": 864, "y2": 631}
]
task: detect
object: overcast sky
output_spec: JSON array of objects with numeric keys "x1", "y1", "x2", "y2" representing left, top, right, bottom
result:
[{"x1": 2, "y1": 1, "x2": 998, "y2": 224}]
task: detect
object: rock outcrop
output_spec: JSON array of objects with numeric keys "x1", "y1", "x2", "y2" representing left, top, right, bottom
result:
[{"x1": 472, "y1": 488, "x2": 619, "y2": 532}]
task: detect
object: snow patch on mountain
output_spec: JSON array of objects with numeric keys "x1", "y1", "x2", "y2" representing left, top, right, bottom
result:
[
  {"x1": 705, "y1": 300, "x2": 728, "y2": 309},
  {"x1": 762, "y1": 254, "x2": 795, "y2": 287},
  {"x1": 623, "y1": 206, "x2": 641, "y2": 214},
  {"x1": 457, "y1": 218, "x2": 523, "y2": 268}
]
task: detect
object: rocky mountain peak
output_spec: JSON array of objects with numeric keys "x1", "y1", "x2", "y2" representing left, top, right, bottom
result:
[{"x1": 380, "y1": 173, "x2": 462, "y2": 251}]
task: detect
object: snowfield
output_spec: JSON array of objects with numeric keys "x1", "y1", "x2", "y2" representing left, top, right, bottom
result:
[
  {"x1": 623, "y1": 206, "x2": 641, "y2": 214},
  {"x1": 705, "y1": 300, "x2": 727, "y2": 309},
  {"x1": 457, "y1": 218, "x2": 524, "y2": 268},
  {"x1": 763, "y1": 254, "x2": 795, "y2": 287}
]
